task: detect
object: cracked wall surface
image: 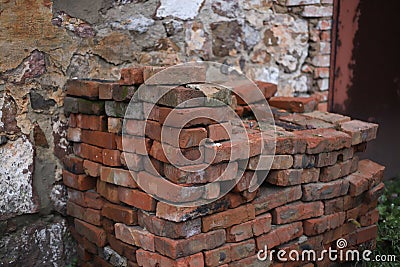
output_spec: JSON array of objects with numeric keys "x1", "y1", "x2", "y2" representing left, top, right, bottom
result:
[{"x1": 0, "y1": 0, "x2": 333, "y2": 265}]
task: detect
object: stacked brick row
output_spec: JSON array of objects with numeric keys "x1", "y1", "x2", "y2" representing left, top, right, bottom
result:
[{"x1": 63, "y1": 66, "x2": 384, "y2": 267}]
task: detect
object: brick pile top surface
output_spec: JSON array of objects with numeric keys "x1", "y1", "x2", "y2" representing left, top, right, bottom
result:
[{"x1": 63, "y1": 65, "x2": 384, "y2": 267}]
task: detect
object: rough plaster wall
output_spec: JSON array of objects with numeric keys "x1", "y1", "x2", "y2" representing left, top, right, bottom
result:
[{"x1": 0, "y1": 0, "x2": 333, "y2": 264}]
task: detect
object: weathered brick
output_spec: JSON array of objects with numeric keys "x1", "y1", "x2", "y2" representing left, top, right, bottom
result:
[
  {"x1": 120, "y1": 152, "x2": 143, "y2": 171},
  {"x1": 154, "y1": 229, "x2": 226, "y2": 259},
  {"x1": 293, "y1": 154, "x2": 315, "y2": 169},
  {"x1": 357, "y1": 159, "x2": 385, "y2": 188},
  {"x1": 75, "y1": 218, "x2": 107, "y2": 247},
  {"x1": 273, "y1": 131, "x2": 307, "y2": 154},
  {"x1": 269, "y1": 97, "x2": 317, "y2": 113},
  {"x1": 319, "y1": 157, "x2": 358, "y2": 182},
  {"x1": 302, "y1": 179, "x2": 349, "y2": 201},
  {"x1": 207, "y1": 122, "x2": 231, "y2": 141},
  {"x1": 156, "y1": 197, "x2": 230, "y2": 222},
  {"x1": 64, "y1": 155, "x2": 84, "y2": 174},
  {"x1": 78, "y1": 98, "x2": 105, "y2": 115},
  {"x1": 346, "y1": 172, "x2": 370, "y2": 197},
  {"x1": 102, "y1": 202, "x2": 137, "y2": 225},
  {"x1": 83, "y1": 160, "x2": 101, "y2": 177},
  {"x1": 100, "y1": 166, "x2": 137, "y2": 188},
  {"x1": 136, "y1": 249, "x2": 204, "y2": 267},
  {"x1": 314, "y1": 147, "x2": 354, "y2": 167},
  {"x1": 81, "y1": 130, "x2": 116, "y2": 149},
  {"x1": 303, "y1": 212, "x2": 346, "y2": 236},
  {"x1": 66, "y1": 80, "x2": 100, "y2": 99},
  {"x1": 272, "y1": 201, "x2": 324, "y2": 224},
  {"x1": 202, "y1": 204, "x2": 255, "y2": 232},
  {"x1": 279, "y1": 113, "x2": 333, "y2": 129},
  {"x1": 115, "y1": 223, "x2": 155, "y2": 251},
  {"x1": 366, "y1": 183, "x2": 385, "y2": 203},
  {"x1": 75, "y1": 114, "x2": 107, "y2": 131},
  {"x1": 112, "y1": 86, "x2": 136, "y2": 102},
  {"x1": 293, "y1": 128, "x2": 351, "y2": 154},
  {"x1": 63, "y1": 169, "x2": 96, "y2": 191},
  {"x1": 67, "y1": 201, "x2": 101, "y2": 226},
  {"x1": 248, "y1": 155, "x2": 293, "y2": 170},
  {"x1": 120, "y1": 67, "x2": 144, "y2": 85},
  {"x1": 138, "y1": 210, "x2": 201, "y2": 239},
  {"x1": 204, "y1": 239, "x2": 256, "y2": 267},
  {"x1": 102, "y1": 149, "x2": 121, "y2": 167},
  {"x1": 97, "y1": 180, "x2": 120, "y2": 204},
  {"x1": 303, "y1": 111, "x2": 351, "y2": 125},
  {"x1": 252, "y1": 185, "x2": 302, "y2": 215},
  {"x1": 118, "y1": 187, "x2": 156, "y2": 211},
  {"x1": 339, "y1": 120, "x2": 378, "y2": 145},
  {"x1": 74, "y1": 143, "x2": 103, "y2": 163},
  {"x1": 256, "y1": 222, "x2": 303, "y2": 249},
  {"x1": 227, "y1": 213, "x2": 272, "y2": 242}
]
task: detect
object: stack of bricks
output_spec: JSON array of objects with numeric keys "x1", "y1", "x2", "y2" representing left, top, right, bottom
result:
[{"x1": 63, "y1": 65, "x2": 384, "y2": 267}]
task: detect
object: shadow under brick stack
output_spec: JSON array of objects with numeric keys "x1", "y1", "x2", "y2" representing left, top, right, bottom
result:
[{"x1": 63, "y1": 65, "x2": 384, "y2": 267}]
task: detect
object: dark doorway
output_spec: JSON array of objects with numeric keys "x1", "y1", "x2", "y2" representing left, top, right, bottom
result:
[{"x1": 330, "y1": 0, "x2": 400, "y2": 179}]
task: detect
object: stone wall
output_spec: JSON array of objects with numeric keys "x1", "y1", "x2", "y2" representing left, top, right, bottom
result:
[{"x1": 0, "y1": 0, "x2": 334, "y2": 265}]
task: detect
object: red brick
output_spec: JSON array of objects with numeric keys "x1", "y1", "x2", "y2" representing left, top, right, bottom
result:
[
  {"x1": 256, "y1": 222, "x2": 303, "y2": 249},
  {"x1": 339, "y1": 120, "x2": 378, "y2": 145},
  {"x1": 82, "y1": 237, "x2": 98, "y2": 254},
  {"x1": 124, "y1": 119, "x2": 145, "y2": 136},
  {"x1": 256, "y1": 81, "x2": 277, "y2": 99},
  {"x1": 319, "y1": 157, "x2": 358, "y2": 182},
  {"x1": 366, "y1": 182, "x2": 384, "y2": 203},
  {"x1": 97, "y1": 180, "x2": 120, "y2": 204},
  {"x1": 154, "y1": 229, "x2": 226, "y2": 259},
  {"x1": 68, "y1": 189, "x2": 104, "y2": 209},
  {"x1": 279, "y1": 113, "x2": 334, "y2": 129},
  {"x1": 67, "y1": 201, "x2": 101, "y2": 226},
  {"x1": 269, "y1": 96, "x2": 317, "y2": 113},
  {"x1": 293, "y1": 154, "x2": 315, "y2": 169},
  {"x1": 93, "y1": 255, "x2": 113, "y2": 267},
  {"x1": 75, "y1": 218, "x2": 107, "y2": 247},
  {"x1": 100, "y1": 166, "x2": 138, "y2": 188},
  {"x1": 136, "y1": 171, "x2": 203, "y2": 203},
  {"x1": 229, "y1": 255, "x2": 265, "y2": 267},
  {"x1": 69, "y1": 114, "x2": 77, "y2": 127},
  {"x1": 207, "y1": 122, "x2": 231, "y2": 141},
  {"x1": 314, "y1": 147, "x2": 354, "y2": 167},
  {"x1": 102, "y1": 202, "x2": 138, "y2": 225},
  {"x1": 117, "y1": 135, "x2": 151, "y2": 155},
  {"x1": 63, "y1": 170, "x2": 96, "y2": 191},
  {"x1": 293, "y1": 128, "x2": 352, "y2": 154},
  {"x1": 227, "y1": 213, "x2": 272, "y2": 242},
  {"x1": 303, "y1": 212, "x2": 345, "y2": 235},
  {"x1": 155, "y1": 197, "x2": 230, "y2": 222},
  {"x1": 81, "y1": 130, "x2": 116, "y2": 149},
  {"x1": 120, "y1": 67, "x2": 144, "y2": 85},
  {"x1": 164, "y1": 162, "x2": 237, "y2": 184},
  {"x1": 118, "y1": 187, "x2": 156, "y2": 211},
  {"x1": 204, "y1": 239, "x2": 256, "y2": 267},
  {"x1": 102, "y1": 149, "x2": 121, "y2": 166},
  {"x1": 357, "y1": 159, "x2": 385, "y2": 188},
  {"x1": 136, "y1": 249, "x2": 204, "y2": 267},
  {"x1": 252, "y1": 185, "x2": 302, "y2": 215},
  {"x1": 115, "y1": 223, "x2": 155, "y2": 251},
  {"x1": 346, "y1": 172, "x2": 370, "y2": 197},
  {"x1": 75, "y1": 114, "x2": 107, "y2": 131},
  {"x1": 74, "y1": 143, "x2": 103, "y2": 163},
  {"x1": 77, "y1": 244, "x2": 92, "y2": 262},
  {"x1": 302, "y1": 111, "x2": 350, "y2": 125},
  {"x1": 302, "y1": 179, "x2": 349, "y2": 201},
  {"x1": 202, "y1": 204, "x2": 255, "y2": 232},
  {"x1": 150, "y1": 141, "x2": 203, "y2": 165},
  {"x1": 120, "y1": 152, "x2": 143, "y2": 171},
  {"x1": 273, "y1": 131, "x2": 307, "y2": 154},
  {"x1": 66, "y1": 80, "x2": 100, "y2": 99},
  {"x1": 143, "y1": 157, "x2": 164, "y2": 176},
  {"x1": 64, "y1": 155, "x2": 84, "y2": 174},
  {"x1": 83, "y1": 160, "x2": 101, "y2": 177},
  {"x1": 272, "y1": 201, "x2": 324, "y2": 224},
  {"x1": 107, "y1": 234, "x2": 138, "y2": 262},
  {"x1": 138, "y1": 210, "x2": 201, "y2": 239}
]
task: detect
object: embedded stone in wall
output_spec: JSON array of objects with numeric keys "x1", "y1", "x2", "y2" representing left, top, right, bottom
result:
[
  {"x1": 0, "y1": 136, "x2": 37, "y2": 219},
  {"x1": 264, "y1": 14, "x2": 309, "y2": 73},
  {"x1": 211, "y1": 21, "x2": 242, "y2": 57},
  {"x1": 156, "y1": 0, "x2": 204, "y2": 20}
]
